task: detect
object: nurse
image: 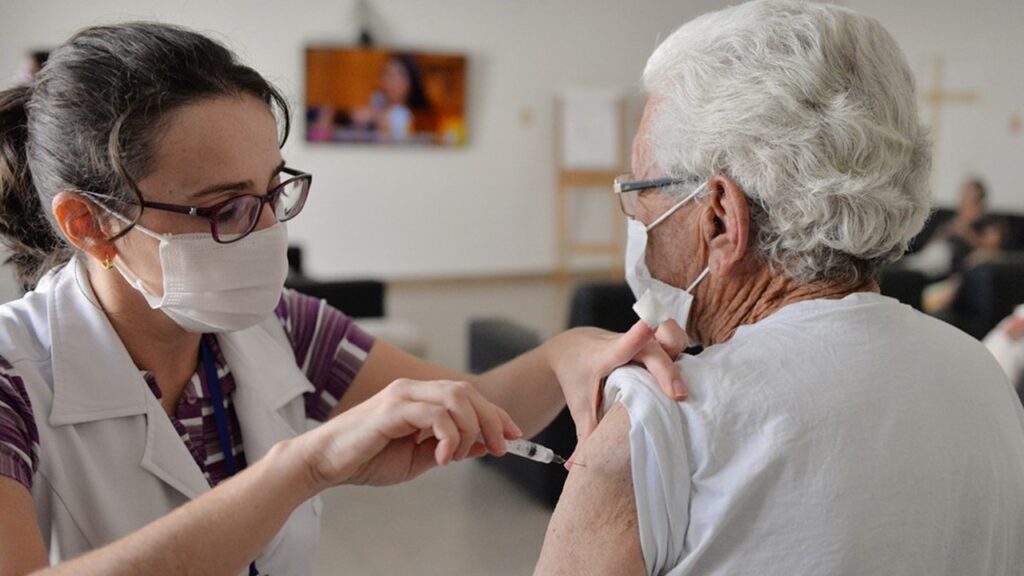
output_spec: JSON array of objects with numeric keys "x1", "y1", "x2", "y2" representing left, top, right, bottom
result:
[{"x1": 0, "y1": 22, "x2": 681, "y2": 575}]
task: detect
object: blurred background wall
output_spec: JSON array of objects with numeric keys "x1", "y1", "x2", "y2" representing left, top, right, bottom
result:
[{"x1": 0, "y1": 0, "x2": 1021, "y2": 294}]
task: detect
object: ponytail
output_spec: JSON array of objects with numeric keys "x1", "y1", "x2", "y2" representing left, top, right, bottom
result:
[{"x1": 0, "y1": 86, "x2": 71, "y2": 290}]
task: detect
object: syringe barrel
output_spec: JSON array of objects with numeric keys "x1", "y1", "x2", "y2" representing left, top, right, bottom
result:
[{"x1": 505, "y1": 439, "x2": 554, "y2": 463}]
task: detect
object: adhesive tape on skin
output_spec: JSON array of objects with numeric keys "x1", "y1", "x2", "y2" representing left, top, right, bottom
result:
[{"x1": 633, "y1": 289, "x2": 670, "y2": 329}]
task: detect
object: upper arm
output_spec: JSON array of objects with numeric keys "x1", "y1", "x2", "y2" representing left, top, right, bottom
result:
[
  {"x1": 274, "y1": 290, "x2": 379, "y2": 421},
  {"x1": 533, "y1": 403, "x2": 645, "y2": 576},
  {"x1": 337, "y1": 340, "x2": 464, "y2": 415},
  {"x1": 0, "y1": 475, "x2": 47, "y2": 575}
]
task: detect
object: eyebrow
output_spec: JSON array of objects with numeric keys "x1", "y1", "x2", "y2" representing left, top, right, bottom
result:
[{"x1": 189, "y1": 160, "x2": 287, "y2": 199}]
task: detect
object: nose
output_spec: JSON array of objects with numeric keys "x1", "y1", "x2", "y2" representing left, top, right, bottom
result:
[{"x1": 255, "y1": 199, "x2": 278, "y2": 231}]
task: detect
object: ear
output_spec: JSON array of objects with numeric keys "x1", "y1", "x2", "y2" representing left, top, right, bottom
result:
[
  {"x1": 700, "y1": 176, "x2": 751, "y2": 277},
  {"x1": 51, "y1": 192, "x2": 117, "y2": 266}
]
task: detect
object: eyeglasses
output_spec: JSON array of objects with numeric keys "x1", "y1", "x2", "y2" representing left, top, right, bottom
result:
[
  {"x1": 613, "y1": 173, "x2": 703, "y2": 218},
  {"x1": 141, "y1": 167, "x2": 312, "y2": 243}
]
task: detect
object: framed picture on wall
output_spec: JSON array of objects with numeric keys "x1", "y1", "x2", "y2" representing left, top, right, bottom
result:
[{"x1": 305, "y1": 46, "x2": 467, "y2": 146}]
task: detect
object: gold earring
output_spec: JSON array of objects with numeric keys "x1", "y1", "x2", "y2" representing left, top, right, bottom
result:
[{"x1": 101, "y1": 256, "x2": 113, "y2": 270}]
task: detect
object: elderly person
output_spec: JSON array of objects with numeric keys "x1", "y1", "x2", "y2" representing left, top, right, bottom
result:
[{"x1": 534, "y1": 1, "x2": 1024, "y2": 575}]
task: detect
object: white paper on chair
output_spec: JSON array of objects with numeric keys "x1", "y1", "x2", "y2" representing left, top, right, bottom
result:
[{"x1": 559, "y1": 87, "x2": 623, "y2": 171}]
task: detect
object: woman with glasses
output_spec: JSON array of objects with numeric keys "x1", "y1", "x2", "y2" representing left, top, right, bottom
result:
[{"x1": 0, "y1": 22, "x2": 681, "y2": 575}]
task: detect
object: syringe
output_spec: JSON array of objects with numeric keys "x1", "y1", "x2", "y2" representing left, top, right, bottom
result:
[{"x1": 504, "y1": 438, "x2": 566, "y2": 465}]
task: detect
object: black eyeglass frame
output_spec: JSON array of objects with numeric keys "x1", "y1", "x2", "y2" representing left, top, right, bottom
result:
[
  {"x1": 612, "y1": 174, "x2": 703, "y2": 218},
  {"x1": 138, "y1": 166, "x2": 311, "y2": 244}
]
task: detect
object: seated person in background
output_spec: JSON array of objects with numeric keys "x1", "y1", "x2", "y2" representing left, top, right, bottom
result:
[
  {"x1": 922, "y1": 214, "x2": 1010, "y2": 313},
  {"x1": 533, "y1": 1, "x2": 1024, "y2": 575},
  {"x1": 984, "y1": 307, "x2": 1024, "y2": 402},
  {"x1": 902, "y1": 177, "x2": 990, "y2": 279},
  {"x1": 935, "y1": 178, "x2": 990, "y2": 260}
]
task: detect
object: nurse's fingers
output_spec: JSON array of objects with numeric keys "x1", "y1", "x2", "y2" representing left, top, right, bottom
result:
[
  {"x1": 1006, "y1": 316, "x2": 1024, "y2": 340},
  {"x1": 432, "y1": 412, "x2": 461, "y2": 466},
  {"x1": 397, "y1": 380, "x2": 518, "y2": 460},
  {"x1": 635, "y1": 340, "x2": 687, "y2": 401},
  {"x1": 603, "y1": 320, "x2": 687, "y2": 399},
  {"x1": 394, "y1": 380, "x2": 478, "y2": 460},
  {"x1": 654, "y1": 320, "x2": 689, "y2": 361},
  {"x1": 386, "y1": 400, "x2": 462, "y2": 465},
  {"x1": 600, "y1": 320, "x2": 656, "y2": 372},
  {"x1": 457, "y1": 385, "x2": 520, "y2": 457}
]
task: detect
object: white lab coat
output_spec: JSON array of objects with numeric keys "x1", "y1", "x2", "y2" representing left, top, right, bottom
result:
[{"x1": 0, "y1": 258, "x2": 323, "y2": 574}]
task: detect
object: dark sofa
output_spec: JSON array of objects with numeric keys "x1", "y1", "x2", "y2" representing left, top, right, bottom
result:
[
  {"x1": 285, "y1": 246, "x2": 385, "y2": 319},
  {"x1": 468, "y1": 282, "x2": 637, "y2": 507},
  {"x1": 901, "y1": 208, "x2": 1024, "y2": 337}
]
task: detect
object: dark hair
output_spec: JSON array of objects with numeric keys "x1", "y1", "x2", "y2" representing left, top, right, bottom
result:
[
  {"x1": 964, "y1": 177, "x2": 988, "y2": 202},
  {"x1": 391, "y1": 54, "x2": 431, "y2": 111},
  {"x1": 0, "y1": 22, "x2": 291, "y2": 289}
]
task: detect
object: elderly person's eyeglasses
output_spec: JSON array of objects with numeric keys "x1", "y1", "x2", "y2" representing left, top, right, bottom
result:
[
  {"x1": 139, "y1": 167, "x2": 312, "y2": 243},
  {"x1": 613, "y1": 174, "x2": 704, "y2": 218}
]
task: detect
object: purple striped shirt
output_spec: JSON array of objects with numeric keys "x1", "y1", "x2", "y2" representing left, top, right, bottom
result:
[{"x1": 0, "y1": 289, "x2": 375, "y2": 490}]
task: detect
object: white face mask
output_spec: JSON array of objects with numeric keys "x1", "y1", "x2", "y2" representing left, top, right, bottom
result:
[
  {"x1": 625, "y1": 182, "x2": 711, "y2": 335},
  {"x1": 114, "y1": 222, "x2": 289, "y2": 333}
]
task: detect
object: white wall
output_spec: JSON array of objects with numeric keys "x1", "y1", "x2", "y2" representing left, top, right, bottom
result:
[
  {"x1": 844, "y1": 0, "x2": 1024, "y2": 213},
  {"x1": 1, "y1": 0, "x2": 719, "y2": 281},
  {"x1": 1, "y1": 0, "x2": 1022, "y2": 285}
]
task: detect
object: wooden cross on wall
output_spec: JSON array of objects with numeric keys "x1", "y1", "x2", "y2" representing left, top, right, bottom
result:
[{"x1": 921, "y1": 55, "x2": 980, "y2": 192}]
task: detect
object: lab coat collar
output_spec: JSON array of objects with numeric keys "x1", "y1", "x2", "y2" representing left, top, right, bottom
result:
[
  {"x1": 47, "y1": 258, "x2": 151, "y2": 426},
  {"x1": 44, "y1": 257, "x2": 314, "y2": 502},
  {"x1": 45, "y1": 258, "x2": 212, "y2": 500}
]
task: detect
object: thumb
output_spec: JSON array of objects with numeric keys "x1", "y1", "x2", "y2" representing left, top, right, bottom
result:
[{"x1": 654, "y1": 320, "x2": 689, "y2": 359}]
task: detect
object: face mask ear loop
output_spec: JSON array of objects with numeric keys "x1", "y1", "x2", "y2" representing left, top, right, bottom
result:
[
  {"x1": 686, "y1": 266, "x2": 711, "y2": 293},
  {"x1": 646, "y1": 182, "x2": 708, "y2": 231}
]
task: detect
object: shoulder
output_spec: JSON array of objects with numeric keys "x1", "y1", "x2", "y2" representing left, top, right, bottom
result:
[
  {"x1": 0, "y1": 290, "x2": 51, "y2": 365},
  {"x1": 0, "y1": 351, "x2": 41, "y2": 490},
  {"x1": 274, "y1": 288, "x2": 322, "y2": 327},
  {"x1": 272, "y1": 288, "x2": 374, "y2": 357}
]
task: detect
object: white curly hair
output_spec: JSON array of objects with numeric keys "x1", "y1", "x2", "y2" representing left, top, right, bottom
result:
[{"x1": 642, "y1": 0, "x2": 932, "y2": 283}]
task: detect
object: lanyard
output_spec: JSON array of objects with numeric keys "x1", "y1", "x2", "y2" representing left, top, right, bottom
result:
[{"x1": 200, "y1": 337, "x2": 260, "y2": 576}]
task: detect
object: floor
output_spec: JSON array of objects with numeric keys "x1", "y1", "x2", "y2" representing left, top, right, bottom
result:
[
  {"x1": 313, "y1": 461, "x2": 555, "y2": 576},
  {"x1": 312, "y1": 274, "x2": 597, "y2": 576}
]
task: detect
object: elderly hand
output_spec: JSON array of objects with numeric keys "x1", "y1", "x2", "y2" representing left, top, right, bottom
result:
[
  {"x1": 296, "y1": 379, "x2": 522, "y2": 490},
  {"x1": 544, "y1": 319, "x2": 689, "y2": 444}
]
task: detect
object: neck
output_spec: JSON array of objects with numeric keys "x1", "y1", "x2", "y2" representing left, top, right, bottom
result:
[
  {"x1": 690, "y1": 266, "x2": 878, "y2": 346},
  {"x1": 85, "y1": 258, "x2": 202, "y2": 412}
]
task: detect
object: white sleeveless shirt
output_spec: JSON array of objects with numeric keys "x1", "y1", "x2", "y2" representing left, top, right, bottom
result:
[{"x1": 605, "y1": 293, "x2": 1024, "y2": 576}]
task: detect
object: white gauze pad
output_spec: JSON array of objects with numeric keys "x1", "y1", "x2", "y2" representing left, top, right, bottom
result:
[{"x1": 633, "y1": 289, "x2": 670, "y2": 329}]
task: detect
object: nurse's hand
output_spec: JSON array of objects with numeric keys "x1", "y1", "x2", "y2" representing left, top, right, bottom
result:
[
  {"x1": 543, "y1": 320, "x2": 688, "y2": 442},
  {"x1": 1006, "y1": 316, "x2": 1024, "y2": 340},
  {"x1": 297, "y1": 378, "x2": 522, "y2": 491}
]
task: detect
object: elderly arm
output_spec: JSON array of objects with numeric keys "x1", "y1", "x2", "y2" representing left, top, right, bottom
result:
[{"x1": 533, "y1": 403, "x2": 646, "y2": 576}]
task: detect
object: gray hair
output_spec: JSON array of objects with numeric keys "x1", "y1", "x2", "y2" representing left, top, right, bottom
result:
[{"x1": 642, "y1": 0, "x2": 931, "y2": 284}]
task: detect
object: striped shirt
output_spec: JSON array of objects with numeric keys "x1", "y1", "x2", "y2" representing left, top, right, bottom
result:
[{"x1": 0, "y1": 289, "x2": 375, "y2": 490}]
